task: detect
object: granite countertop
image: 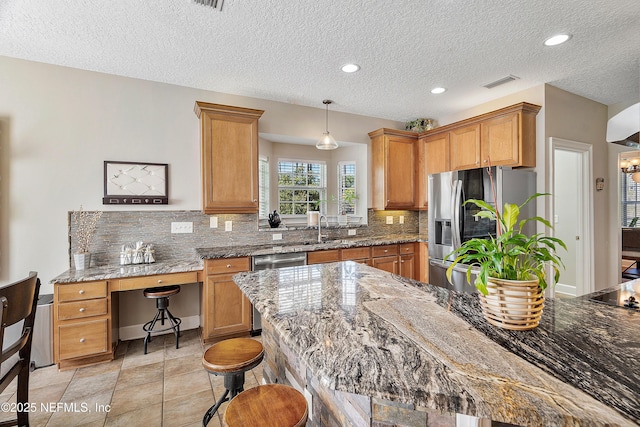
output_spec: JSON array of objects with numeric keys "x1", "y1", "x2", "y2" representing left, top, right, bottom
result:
[
  {"x1": 195, "y1": 234, "x2": 423, "y2": 259},
  {"x1": 50, "y1": 260, "x2": 204, "y2": 284},
  {"x1": 233, "y1": 261, "x2": 638, "y2": 426}
]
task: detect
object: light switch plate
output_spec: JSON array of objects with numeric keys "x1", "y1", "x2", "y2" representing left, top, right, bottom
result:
[
  {"x1": 348, "y1": 229, "x2": 357, "y2": 236},
  {"x1": 171, "y1": 222, "x2": 193, "y2": 233},
  {"x1": 399, "y1": 215, "x2": 405, "y2": 224},
  {"x1": 272, "y1": 233, "x2": 283, "y2": 240},
  {"x1": 386, "y1": 216, "x2": 393, "y2": 225},
  {"x1": 210, "y1": 216, "x2": 218, "y2": 228},
  {"x1": 225, "y1": 221, "x2": 233, "y2": 232}
]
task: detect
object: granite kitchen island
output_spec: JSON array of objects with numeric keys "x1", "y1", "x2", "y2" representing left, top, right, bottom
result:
[{"x1": 233, "y1": 261, "x2": 638, "y2": 426}]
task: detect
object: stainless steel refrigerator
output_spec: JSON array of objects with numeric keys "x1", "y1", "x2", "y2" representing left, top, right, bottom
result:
[{"x1": 428, "y1": 167, "x2": 536, "y2": 293}]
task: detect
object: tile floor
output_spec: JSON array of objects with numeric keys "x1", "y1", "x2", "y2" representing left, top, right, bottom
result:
[{"x1": 0, "y1": 330, "x2": 264, "y2": 427}]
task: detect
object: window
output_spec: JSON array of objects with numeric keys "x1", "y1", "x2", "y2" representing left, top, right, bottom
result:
[
  {"x1": 258, "y1": 156, "x2": 269, "y2": 218},
  {"x1": 621, "y1": 172, "x2": 640, "y2": 226},
  {"x1": 337, "y1": 161, "x2": 357, "y2": 215},
  {"x1": 278, "y1": 160, "x2": 326, "y2": 215}
]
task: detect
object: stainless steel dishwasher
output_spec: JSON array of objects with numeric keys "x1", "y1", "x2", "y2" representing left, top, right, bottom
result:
[{"x1": 251, "y1": 252, "x2": 307, "y2": 334}]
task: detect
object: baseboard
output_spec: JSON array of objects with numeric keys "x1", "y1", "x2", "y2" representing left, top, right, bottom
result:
[
  {"x1": 118, "y1": 315, "x2": 200, "y2": 341},
  {"x1": 555, "y1": 283, "x2": 576, "y2": 296}
]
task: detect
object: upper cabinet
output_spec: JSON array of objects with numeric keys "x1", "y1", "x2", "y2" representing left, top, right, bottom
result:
[
  {"x1": 369, "y1": 129, "x2": 426, "y2": 210},
  {"x1": 194, "y1": 102, "x2": 264, "y2": 214}
]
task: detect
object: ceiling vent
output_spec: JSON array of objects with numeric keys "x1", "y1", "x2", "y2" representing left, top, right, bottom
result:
[
  {"x1": 193, "y1": 0, "x2": 224, "y2": 10},
  {"x1": 483, "y1": 75, "x2": 519, "y2": 89}
]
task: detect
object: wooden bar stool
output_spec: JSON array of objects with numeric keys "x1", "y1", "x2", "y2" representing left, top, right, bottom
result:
[
  {"x1": 224, "y1": 384, "x2": 308, "y2": 427},
  {"x1": 142, "y1": 285, "x2": 181, "y2": 354},
  {"x1": 202, "y1": 338, "x2": 264, "y2": 426}
]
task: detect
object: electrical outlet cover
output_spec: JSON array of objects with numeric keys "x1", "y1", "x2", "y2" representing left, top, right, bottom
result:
[
  {"x1": 348, "y1": 229, "x2": 357, "y2": 236},
  {"x1": 386, "y1": 216, "x2": 393, "y2": 225},
  {"x1": 210, "y1": 217, "x2": 218, "y2": 228},
  {"x1": 272, "y1": 233, "x2": 283, "y2": 240},
  {"x1": 225, "y1": 220, "x2": 232, "y2": 232},
  {"x1": 399, "y1": 215, "x2": 405, "y2": 224}
]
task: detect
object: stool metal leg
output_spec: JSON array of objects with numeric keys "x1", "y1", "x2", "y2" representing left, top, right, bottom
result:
[
  {"x1": 143, "y1": 308, "x2": 164, "y2": 354},
  {"x1": 202, "y1": 372, "x2": 245, "y2": 427}
]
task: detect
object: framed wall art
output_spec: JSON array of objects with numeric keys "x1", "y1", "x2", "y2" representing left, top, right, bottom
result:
[{"x1": 103, "y1": 161, "x2": 168, "y2": 205}]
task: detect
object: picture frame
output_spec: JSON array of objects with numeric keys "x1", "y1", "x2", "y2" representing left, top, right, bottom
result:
[{"x1": 103, "y1": 161, "x2": 168, "y2": 205}]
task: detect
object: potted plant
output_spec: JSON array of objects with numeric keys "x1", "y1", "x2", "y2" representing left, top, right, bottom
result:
[
  {"x1": 71, "y1": 206, "x2": 103, "y2": 270},
  {"x1": 445, "y1": 192, "x2": 566, "y2": 330}
]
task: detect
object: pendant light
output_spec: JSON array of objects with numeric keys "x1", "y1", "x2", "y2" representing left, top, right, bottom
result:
[{"x1": 316, "y1": 99, "x2": 339, "y2": 150}]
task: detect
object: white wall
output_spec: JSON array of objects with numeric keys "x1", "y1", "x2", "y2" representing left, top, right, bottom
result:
[{"x1": 0, "y1": 56, "x2": 401, "y2": 290}]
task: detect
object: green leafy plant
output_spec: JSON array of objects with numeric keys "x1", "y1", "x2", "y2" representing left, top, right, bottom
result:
[{"x1": 445, "y1": 193, "x2": 566, "y2": 295}]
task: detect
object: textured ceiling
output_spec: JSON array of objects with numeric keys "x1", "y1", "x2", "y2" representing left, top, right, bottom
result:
[{"x1": 0, "y1": 0, "x2": 638, "y2": 122}]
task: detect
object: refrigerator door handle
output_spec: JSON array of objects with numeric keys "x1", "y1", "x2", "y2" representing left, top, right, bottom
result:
[{"x1": 451, "y1": 179, "x2": 463, "y2": 250}]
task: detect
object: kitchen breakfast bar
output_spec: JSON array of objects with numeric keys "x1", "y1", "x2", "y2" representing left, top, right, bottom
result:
[{"x1": 233, "y1": 261, "x2": 638, "y2": 427}]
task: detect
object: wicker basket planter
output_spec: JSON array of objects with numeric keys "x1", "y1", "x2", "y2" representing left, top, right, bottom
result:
[{"x1": 479, "y1": 277, "x2": 544, "y2": 331}]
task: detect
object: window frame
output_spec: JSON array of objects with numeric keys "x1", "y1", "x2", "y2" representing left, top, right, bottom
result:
[
  {"x1": 621, "y1": 171, "x2": 640, "y2": 227},
  {"x1": 337, "y1": 160, "x2": 357, "y2": 215},
  {"x1": 277, "y1": 158, "x2": 327, "y2": 218}
]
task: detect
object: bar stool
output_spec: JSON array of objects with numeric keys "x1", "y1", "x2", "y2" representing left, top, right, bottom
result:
[
  {"x1": 202, "y1": 338, "x2": 264, "y2": 426},
  {"x1": 142, "y1": 285, "x2": 181, "y2": 354},
  {"x1": 224, "y1": 384, "x2": 308, "y2": 427}
]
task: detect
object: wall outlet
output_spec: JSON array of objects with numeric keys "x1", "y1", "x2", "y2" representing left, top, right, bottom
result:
[
  {"x1": 171, "y1": 222, "x2": 193, "y2": 233},
  {"x1": 210, "y1": 216, "x2": 218, "y2": 228},
  {"x1": 225, "y1": 220, "x2": 233, "y2": 232},
  {"x1": 386, "y1": 216, "x2": 393, "y2": 225},
  {"x1": 272, "y1": 233, "x2": 283, "y2": 240},
  {"x1": 348, "y1": 229, "x2": 357, "y2": 236},
  {"x1": 399, "y1": 215, "x2": 405, "y2": 224}
]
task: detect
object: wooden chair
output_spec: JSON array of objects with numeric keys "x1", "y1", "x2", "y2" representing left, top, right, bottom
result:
[{"x1": 0, "y1": 271, "x2": 41, "y2": 427}]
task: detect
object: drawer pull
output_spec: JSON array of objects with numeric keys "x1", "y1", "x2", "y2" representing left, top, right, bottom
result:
[
  {"x1": 79, "y1": 308, "x2": 85, "y2": 312},
  {"x1": 157, "y1": 280, "x2": 163, "y2": 284},
  {"x1": 78, "y1": 290, "x2": 85, "y2": 295},
  {"x1": 384, "y1": 250, "x2": 388, "y2": 253},
  {"x1": 79, "y1": 338, "x2": 85, "y2": 343},
  {"x1": 227, "y1": 264, "x2": 231, "y2": 268}
]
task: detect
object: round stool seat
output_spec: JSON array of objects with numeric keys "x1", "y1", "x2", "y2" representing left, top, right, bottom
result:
[
  {"x1": 224, "y1": 384, "x2": 308, "y2": 427},
  {"x1": 203, "y1": 338, "x2": 264, "y2": 373},
  {"x1": 143, "y1": 285, "x2": 180, "y2": 298}
]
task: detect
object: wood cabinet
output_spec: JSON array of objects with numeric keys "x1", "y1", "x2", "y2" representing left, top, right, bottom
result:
[
  {"x1": 371, "y1": 245, "x2": 399, "y2": 275},
  {"x1": 450, "y1": 124, "x2": 481, "y2": 170},
  {"x1": 398, "y1": 243, "x2": 416, "y2": 280},
  {"x1": 54, "y1": 280, "x2": 115, "y2": 369},
  {"x1": 202, "y1": 257, "x2": 252, "y2": 343},
  {"x1": 421, "y1": 132, "x2": 450, "y2": 176},
  {"x1": 369, "y1": 129, "x2": 424, "y2": 210},
  {"x1": 194, "y1": 102, "x2": 265, "y2": 214},
  {"x1": 341, "y1": 247, "x2": 371, "y2": 265},
  {"x1": 307, "y1": 249, "x2": 341, "y2": 265}
]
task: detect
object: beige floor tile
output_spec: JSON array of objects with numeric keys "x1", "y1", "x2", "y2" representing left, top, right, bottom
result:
[
  {"x1": 109, "y1": 379, "x2": 163, "y2": 417},
  {"x1": 74, "y1": 358, "x2": 123, "y2": 379},
  {"x1": 164, "y1": 353, "x2": 203, "y2": 378},
  {"x1": 121, "y1": 348, "x2": 164, "y2": 370},
  {"x1": 163, "y1": 388, "x2": 214, "y2": 426},
  {"x1": 30, "y1": 365, "x2": 76, "y2": 389},
  {"x1": 45, "y1": 390, "x2": 111, "y2": 427},
  {"x1": 30, "y1": 381, "x2": 69, "y2": 405},
  {"x1": 115, "y1": 361, "x2": 164, "y2": 390},
  {"x1": 165, "y1": 340, "x2": 202, "y2": 360},
  {"x1": 59, "y1": 371, "x2": 118, "y2": 403},
  {"x1": 104, "y1": 402, "x2": 163, "y2": 427},
  {"x1": 164, "y1": 369, "x2": 211, "y2": 400}
]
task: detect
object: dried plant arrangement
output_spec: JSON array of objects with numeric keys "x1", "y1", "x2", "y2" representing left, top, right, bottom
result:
[{"x1": 72, "y1": 206, "x2": 103, "y2": 254}]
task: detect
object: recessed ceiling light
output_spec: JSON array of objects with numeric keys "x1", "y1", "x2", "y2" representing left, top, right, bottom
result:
[
  {"x1": 544, "y1": 34, "x2": 571, "y2": 46},
  {"x1": 341, "y1": 63, "x2": 360, "y2": 73},
  {"x1": 431, "y1": 87, "x2": 446, "y2": 94}
]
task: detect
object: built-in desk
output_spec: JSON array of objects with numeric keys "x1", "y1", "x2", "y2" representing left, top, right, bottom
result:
[{"x1": 51, "y1": 261, "x2": 203, "y2": 370}]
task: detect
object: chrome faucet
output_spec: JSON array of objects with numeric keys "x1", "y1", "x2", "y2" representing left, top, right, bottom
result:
[{"x1": 317, "y1": 214, "x2": 329, "y2": 243}]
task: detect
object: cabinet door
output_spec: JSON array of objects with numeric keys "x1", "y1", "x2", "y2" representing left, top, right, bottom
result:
[
  {"x1": 450, "y1": 124, "x2": 481, "y2": 171},
  {"x1": 481, "y1": 112, "x2": 519, "y2": 167},
  {"x1": 307, "y1": 249, "x2": 341, "y2": 265},
  {"x1": 399, "y1": 254, "x2": 415, "y2": 280},
  {"x1": 422, "y1": 133, "x2": 450, "y2": 175},
  {"x1": 205, "y1": 273, "x2": 251, "y2": 340},
  {"x1": 386, "y1": 137, "x2": 416, "y2": 208},
  {"x1": 372, "y1": 255, "x2": 398, "y2": 275},
  {"x1": 196, "y1": 102, "x2": 264, "y2": 214}
]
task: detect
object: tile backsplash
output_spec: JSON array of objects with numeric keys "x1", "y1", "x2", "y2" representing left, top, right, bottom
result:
[{"x1": 68, "y1": 209, "x2": 426, "y2": 268}]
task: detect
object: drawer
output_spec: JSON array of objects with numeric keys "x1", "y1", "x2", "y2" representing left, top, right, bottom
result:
[
  {"x1": 341, "y1": 247, "x2": 371, "y2": 261},
  {"x1": 372, "y1": 245, "x2": 398, "y2": 258},
  {"x1": 58, "y1": 319, "x2": 108, "y2": 360},
  {"x1": 57, "y1": 299, "x2": 108, "y2": 321},
  {"x1": 399, "y1": 243, "x2": 415, "y2": 254},
  {"x1": 205, "y1": 257, "x2": 250, "y2": 275},
  {"x1": 307, "y1": 250, "x2": 341, "y2": 264},
  {"x1": 57, "y1": 281, "x2": 108, "y2": 302},
  {"x1": 118, "y1": 271, "x2": 199, "y2": 291}
]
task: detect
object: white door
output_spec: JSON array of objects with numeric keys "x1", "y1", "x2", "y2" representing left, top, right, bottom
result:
[{"x1": 550, "y1": 138, "x2": 594, "y2": 296}]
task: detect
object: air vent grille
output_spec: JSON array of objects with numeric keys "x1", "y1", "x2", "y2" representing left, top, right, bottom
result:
[{"x1": 484, "y1": 75, "x2": 519, "y2": 89}]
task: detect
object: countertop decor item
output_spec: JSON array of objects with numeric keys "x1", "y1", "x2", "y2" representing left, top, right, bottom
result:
[
  {"x1": 267, "y1": 210, "x2": 281, "y2": 228},
  {"x1": 446, "y1": 172, "x2": 566, "y2": 330},
  {"x1": 71, "y1": 206, "x2": 103, "y2": 270}
]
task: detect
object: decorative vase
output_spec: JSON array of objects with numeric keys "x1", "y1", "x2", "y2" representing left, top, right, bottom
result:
[
  {"x1": 268, "y1": 210, "x2": 281, "y2": 228},
  {"x1": 73, "y1": 252, "x2": 92, "y2": 270},
  {"x1": 479, "y1": 277, "x2": 544, "y2": 331}
]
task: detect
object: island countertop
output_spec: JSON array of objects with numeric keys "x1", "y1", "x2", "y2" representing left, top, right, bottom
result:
[{"x1": 233, "y1": 261, "x2": 638, "y2": 426}]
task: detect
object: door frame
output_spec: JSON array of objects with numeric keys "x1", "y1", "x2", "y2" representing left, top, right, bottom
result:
[{"x1": 547, "y1": 137, "x2": 594, "y2": 296}]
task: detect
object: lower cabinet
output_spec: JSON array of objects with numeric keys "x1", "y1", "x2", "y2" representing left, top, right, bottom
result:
[
  {"x1": 202, "y1": 257, "x2": 252, "y2": 343},
  {"x1": 341, "y1": 247, "x2": 371, "y2": 265},
  {"x1": 399, "y1": 243, "x2": 416, "y2": 280},
  {"x1": 307, "y1": 249, "x2": 341, "y2": 265}
]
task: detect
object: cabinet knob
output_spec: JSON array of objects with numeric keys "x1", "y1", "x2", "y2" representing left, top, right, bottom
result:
[
  {"x1": 157, "y1": 280, "x2": 163, "y2": 284},
  {"x1": 384, "y1": 249, "x2": 388, "y2": 253},
  {"x1": 253, "y1": 199, "x2": 258, "y2": 202},
  {"x1": 483, "y1": 159, "x2": 487, "y2": 163},
  {"x1": 79, "y1": 308, "x2": 85, "y2": 312},
  {"x1": 227, "y1": 264, "x2": 231, "y2": 268},
  {"x1": 79, "y1": 338, "x2": 85, "y2": 343},
  {"x1": 401, "y1": 260, "x2": 405, "y2": 263},
  {"x1": 78, "y1": 290, "x2": 85, "y2": 295}
]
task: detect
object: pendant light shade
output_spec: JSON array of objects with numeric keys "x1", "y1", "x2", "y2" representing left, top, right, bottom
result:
[{"x1": 316, "y1": 100, "x2": 338, "y2": 150}]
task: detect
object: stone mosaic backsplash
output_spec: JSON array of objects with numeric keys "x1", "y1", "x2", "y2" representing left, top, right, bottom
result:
[{"x1": 68, "y1": 209, "x2": 426, "y2": 267}]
